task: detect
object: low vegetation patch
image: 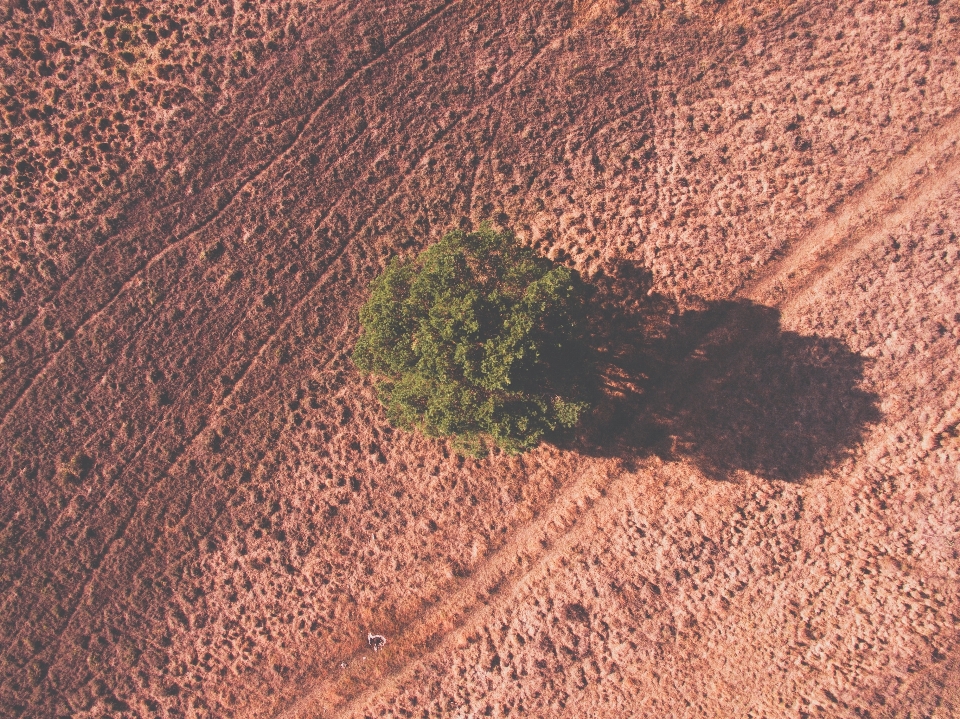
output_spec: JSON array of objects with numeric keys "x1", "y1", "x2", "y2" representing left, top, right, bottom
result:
[{"x1": 353, "y1": 223, "x2": 593, "y2": 455}]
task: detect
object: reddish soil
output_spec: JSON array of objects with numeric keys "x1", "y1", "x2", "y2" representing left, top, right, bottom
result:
[{"x1": 2, "y1": 0, "x2": 959, "y2": 717}]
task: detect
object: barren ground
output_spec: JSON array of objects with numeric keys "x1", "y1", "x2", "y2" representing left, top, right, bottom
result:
[{"x1": 2, "y1": 0, "x2": 959, "y2": 717}]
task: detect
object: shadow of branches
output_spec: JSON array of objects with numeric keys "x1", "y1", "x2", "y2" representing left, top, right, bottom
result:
[{"x1": 565, "y1": 260, "x2": 882, "y2": 482}]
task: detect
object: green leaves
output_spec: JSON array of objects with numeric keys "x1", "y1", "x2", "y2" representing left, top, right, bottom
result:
[{"x1": 353, "y1": 223, "x2": 593, "y2": 455}]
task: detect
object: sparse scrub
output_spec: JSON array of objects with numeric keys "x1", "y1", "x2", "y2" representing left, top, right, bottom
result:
[{"x1": 353, "y1": 223, "x2": 593, "y2": 455}]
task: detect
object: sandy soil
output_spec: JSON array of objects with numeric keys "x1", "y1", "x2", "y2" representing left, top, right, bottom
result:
[{"x1": 1, "y1": 0, "x2": 959, "y2": 717}]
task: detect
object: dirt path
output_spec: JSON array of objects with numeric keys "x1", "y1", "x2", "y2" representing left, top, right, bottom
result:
[
  {"x1": 268, "y1": 108, "x2": 960, "y2": 719},
  {"x1": 273, "y1": 462, "x2": 626, "y2": 718},
  {"x1": 739, "y1": 109, "x2": 960, "y2": 308}
]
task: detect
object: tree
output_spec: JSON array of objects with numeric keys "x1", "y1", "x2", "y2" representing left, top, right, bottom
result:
[{"x1": 353, "y1": 223, "x2": 593, "y2": 455}]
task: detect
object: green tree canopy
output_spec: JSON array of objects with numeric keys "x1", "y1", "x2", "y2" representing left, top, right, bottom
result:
[{"x1": 353, "y1": 224, "x2": 593, "y2": 454}]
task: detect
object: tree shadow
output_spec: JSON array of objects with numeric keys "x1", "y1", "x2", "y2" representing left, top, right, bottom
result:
[{"x1": 562, "y1": 260, "x2": 882, "y2": 482}]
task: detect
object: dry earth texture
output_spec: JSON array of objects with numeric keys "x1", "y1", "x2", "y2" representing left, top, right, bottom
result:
[{"x1": 1, "y1": 0, "x2": 959, "y2": 716}]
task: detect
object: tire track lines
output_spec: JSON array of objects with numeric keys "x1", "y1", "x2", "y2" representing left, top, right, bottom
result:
[
  {"x1": 584, "y1": 94, "x2": 651, "y2": 144},
  {"x1": 36, "y1": 270, "x2": 268, "y2": 534},
  {"x1": 209, "y1": 238, "x2": 357, "y2": 410},
  {"x1": 23, "y1": 25, "x2": 466, "y2": 549},
  {"x1": 35, "y1": 240, "x2": 359, "y2": 673},
  {"x1": 40, "y1": 294, "x2": 355, "y2": 707},
  {"x1": 0, "y1": 94, "x2": 228, "y2": 353},
  {"x1": 317, "y1": 461, "x2": 688, "y2": 719},
  {"x1": 14, "y1": 216, "x2": 356, "y2": 664},
  {"x1": 325, "y1": 461, "x2": 675, "y2": 719},
  {"x1": 0, "y1": 157, "x2": 263, "y2": 426},
  {"x1": 468, "y1": 112, "x2": 503, "y2": 217},
  {"x1": 464, "y1": 111, "x2": 495, "y2": 217},
  {"x1": 0, "y1": 0, "x2": 447, "y2": 359},
  {"x1": 9, "y1": 74, "x2": 406, "y2": 519},
  {"x1": 230, "y1": 30, "x2": 552, "y2": 420},
  {"x1": 288, "y1": 109, "x2": 960, "y2": 719},
  {"x1": 275, "y1": 461, "x2": 629, "y2": 719},
  {"x1": 116, "y1": 99, "x2": 309, "y2": 226},
  {"x1": 0, "y1": 92, "x2": 221, "y2": 352},
  {"x1": 0, "y1": 126, "x2": 317, "y2": 430},
  {"x1": 0, "y1": 239, "x2": 283, "y2": 620},
  {"x1": 0, "y1": 0, "x2": 465, "y2": 431},
  {"x1": 57, "y1": 139, "x2": 369, "y2": 479},
  {"x1": 739, "y1": 109, "x2": 960, "y2": 308},
  {"x1": 30, "y1": 0, "x2": 506, "y2": 645},
  {"x1": 777, "y1": 151, "x2": 960, "y2": 314},
  {"x1": 345, "y1": 32, "x2": 544, "y2": 232},
  {"x1": 46, "y1": 317, "x2": 356, "y2": 701}
]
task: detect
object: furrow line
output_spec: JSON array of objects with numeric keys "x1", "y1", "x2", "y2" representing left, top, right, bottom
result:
[
  {"x1": 38, "y1": 241, "x2": 358, "y2": 675},
  {"x1": 0, "y1": 0, "x2": 465, "y2": 431},
  {"x1": 21, "y1": 0, "x2": 505, "y2": 649}
]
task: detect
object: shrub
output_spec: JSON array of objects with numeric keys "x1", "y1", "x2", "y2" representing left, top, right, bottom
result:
[{"x1": 353, "y1": 223, "x2": 593, "y2": 455}]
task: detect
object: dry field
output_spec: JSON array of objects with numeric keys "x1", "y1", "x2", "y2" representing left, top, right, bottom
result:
[{"x1": 2, "y1": 0, "x2": 959, "y2": 717}]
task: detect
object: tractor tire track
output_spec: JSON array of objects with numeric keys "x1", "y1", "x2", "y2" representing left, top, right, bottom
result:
[
  {"x1": 0, "y1": 0, "x2": 459, "y2": 360},
  {"x1": 0, "y1": 230, "x2": 344, "y2": 649},
  {"x1": 281, "y1": 108, "x2": 960, "y2": 719},
  {"x1": 0, "y1": 0, "x2": 465, "y2": 431},
  {"x1": 739, "y1": 109, "x2": 960, "y2": 307},
  {"x1": 275, "y1": 461, "x2": 627, "y2": 719},
  {"x1": 7, "y1": 1, "x2": 536, "y2": 670},
  {"x1": 223, "y1": 37, "x2": 550, "y2": 419},
  {"x1": 35, "y1": 235, "x2": 360, "y2": 673},
  {"x1": 3, "y1": 0, "x2": 475, "y2": 673}
]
